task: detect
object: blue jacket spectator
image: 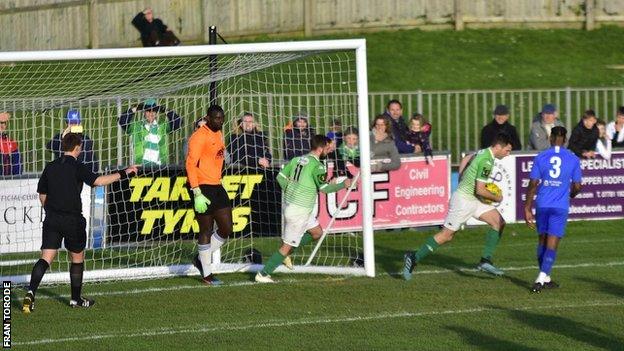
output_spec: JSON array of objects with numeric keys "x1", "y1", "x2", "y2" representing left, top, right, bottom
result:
[
  {"x1": 283, "y1": 115, "x2": 315, "y2": 160},
  {"x1": 327, "y1": 118, "x2": 343, "y2": 147},
  {"x1": 46, "y1": 110, "x2": 99, "y2": 172},
  {"x1": 384, "y1": 99, "x2": 415, "y2": 154},
  {"x1": 0, "y1": 112, "x2": 22, "y2": 175},
  {"x1": 228, "y1": 113, "x2": 272, "y2": 168}
]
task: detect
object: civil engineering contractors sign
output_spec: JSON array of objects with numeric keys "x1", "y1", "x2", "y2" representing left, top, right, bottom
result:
[
  {"x1": 471, "y1": 150, "x2": 624, "y2": 225},
  {"x1": 0, "y1": 177, "x2": 92, "y2": 254}
]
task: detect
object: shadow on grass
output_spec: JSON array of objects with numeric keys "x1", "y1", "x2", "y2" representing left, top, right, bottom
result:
[
  {"x1": 575, "y1": 276, "x2": 624, "y2": 298},
  {"x1": 507, "y1": 307, "x2": 624, "y2": 351},
  {"x1": 36, "y1": 287, "x2": 70, "y2": 306},
  {"x1": 447, "y1": 325, "x2": 541, "y2": 351}
]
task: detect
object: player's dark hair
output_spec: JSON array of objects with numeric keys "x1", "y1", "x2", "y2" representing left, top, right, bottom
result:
[
  {"x1": 311, "y1": 134, "x2": 331, "y2": 150},
  {"x1": 582, "y1": 109, "x2": 596, "y2": 120},
  {"x1": 386, "y1": 99, "x2": 402, "y2": 109},
  {"x1": 550, "y1": 126, "x2": 567, "y2": 139},
  {"x1": 490, "y1": 132, "x2": 513, "y2": 147},
  {"x1": 617, "y1": 106, "x2": 624, "y2": 116},
  {"x1": 61, "y1": 133, "x2": 82, "y2": 152},
  {"x1": 206, "y1": 105, "x2": 224, "y2": 118}
]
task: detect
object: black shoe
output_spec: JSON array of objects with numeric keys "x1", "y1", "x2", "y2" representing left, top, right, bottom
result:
[
  {"x1": 543, "y1": 281, "x2": 560, "y2": 289},
  {"x1": 193, "y1": 254, "x2": 203, "y2": 276},
  {"x1": 403, "y1": 251, "x2": 416, "y2": 281},
  {"x1": 531, "y1": 282, "x2": 544, "y2": 293},
  {"x1": 22, "y1": 291, "x2": 35, "y2": 314},
  {"x1": 70, "y1": 297, "x2": 95, "y2": 308}
]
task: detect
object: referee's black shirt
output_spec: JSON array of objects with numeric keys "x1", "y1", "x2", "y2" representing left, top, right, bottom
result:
[{"x1": 37, "y1": 155, "x2": 98, "y2": 215}]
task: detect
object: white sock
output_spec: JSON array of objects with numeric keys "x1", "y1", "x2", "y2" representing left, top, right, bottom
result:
[
  {"x1": 209, "y1": 233, "x2": 227, "y2": 253},
  {"x1": 535, "y1": 271, "x2": 548, "y2": 284},
  {"x1": 198, "y1": 244, "x2": 211, "y2": 277}
]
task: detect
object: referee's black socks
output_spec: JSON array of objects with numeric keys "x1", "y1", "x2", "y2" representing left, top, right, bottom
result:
[
  {"x1": 70, "y1": 262, "x2": 85, "y2": 301},
  {"x1": 28, "y1": 259, "x2": 49, "y2": 295}
]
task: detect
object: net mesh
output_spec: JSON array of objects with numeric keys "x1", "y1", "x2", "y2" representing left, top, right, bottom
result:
[{"x1": 0, "y1": 47, "x2": 365, "y2": 283}]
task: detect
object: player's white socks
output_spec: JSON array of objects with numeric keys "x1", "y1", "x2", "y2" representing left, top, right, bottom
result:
[
  {"x1": 209, "y1": 233, "x2": 226, "y2": 253},
  {"x1": 535, "y1": 271, "x2": 548, "y2": 284},
  {"x1": 198, "y1": 244, "x2": 212, "y2": 277}
]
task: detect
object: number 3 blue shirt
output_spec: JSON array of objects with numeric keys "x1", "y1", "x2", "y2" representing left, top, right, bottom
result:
[{"x1": 529, "y1": 146, "x2": 582, "y2": 210}]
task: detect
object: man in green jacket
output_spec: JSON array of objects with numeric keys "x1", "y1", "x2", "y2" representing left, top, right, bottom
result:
[{"x1": 119, "y1": 99, "x2": 182, "y2": 166}]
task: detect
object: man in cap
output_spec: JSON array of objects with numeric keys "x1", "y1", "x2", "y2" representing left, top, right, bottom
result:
[
  {"x1": 118, "y1": 98, "x2": 182, "y2": 166},
  {"x1": 480, "y1": 105, "x2": 522, "y2": 150},
  {"x1": 46, "y1": 109, "x2": 99, "y2": 172},
  {"x1": 0, "y1": 112, "x2": 22, "y2": 175},
  {"x1": 530, "y1": 104, "x2": 565, "y2": 151}
]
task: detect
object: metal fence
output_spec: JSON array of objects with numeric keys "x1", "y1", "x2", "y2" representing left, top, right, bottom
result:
[{"x1": 3, "y1": 86, "x2": 623, "y2": 173}]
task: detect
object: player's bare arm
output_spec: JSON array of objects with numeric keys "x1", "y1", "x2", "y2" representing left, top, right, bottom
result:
[
  {"x1": 475, "y1": 180, "x2": 502, "y2": 203},
  {"x1": 524, "y1": 179, "x2": 539, "y2": 229}
]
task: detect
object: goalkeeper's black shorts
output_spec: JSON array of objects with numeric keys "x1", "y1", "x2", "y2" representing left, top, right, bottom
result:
[
  {"x1": 41, "y1": 212, "x2": 87, "y2": 253},
  {"x1": 195, "y1": 185, "x2": 231, "y2": 215}
]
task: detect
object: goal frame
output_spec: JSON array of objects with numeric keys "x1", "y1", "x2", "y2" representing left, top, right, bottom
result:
[{"x1": 0, "y1": 39, "x2": 375, "y2": 283}]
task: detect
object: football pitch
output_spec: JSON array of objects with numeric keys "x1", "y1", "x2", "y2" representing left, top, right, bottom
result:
[{"x1": 9, "y1": 219, "x2": 624, "y2": 350}]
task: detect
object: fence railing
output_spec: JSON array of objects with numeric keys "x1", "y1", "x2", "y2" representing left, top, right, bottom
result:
[{"x1": 3, "y1": 86, "x2": 623, "y2": 173}]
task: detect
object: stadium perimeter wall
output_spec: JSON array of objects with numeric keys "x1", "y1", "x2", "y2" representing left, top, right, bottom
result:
[{"x1": 2, "y1": 0, "x2": 624, "y2": 51}]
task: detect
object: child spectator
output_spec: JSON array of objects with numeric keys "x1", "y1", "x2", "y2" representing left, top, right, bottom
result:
[
  {"x1": 370, "y1": 115, "x2": 400, "y2": 172},
  {"x1": 595, "y1": 119, "x2": 612, "y2": 159},
  {"x1": 568, "y1": 110, "x2": 599, "y2": 158},
  {"x1": 283, "y1": 115, "x2": 314, "y2": 160},
  {"x1": 334, "y1": 126, "x2": 360, "y2": 179},
  {"x1": 606, "y1": 106, "x2": 624, "y2": 148},
  {"x1": 0, "y1": 112, "x2": 21, "y2": 175},
  {"x1": 228, "y1": 112, "x2": 272, "y2": 168},
  {"x1": 405, "y1": 113, "x2": 434, "y2": 165}
]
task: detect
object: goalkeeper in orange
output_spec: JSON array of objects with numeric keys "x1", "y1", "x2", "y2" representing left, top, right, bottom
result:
[
  {"x1": 186, "y1": 105, "x2": 232, "y2": 285},
  {"x1": 403, "y1": 133, "x2": 513, "y2": 280}
]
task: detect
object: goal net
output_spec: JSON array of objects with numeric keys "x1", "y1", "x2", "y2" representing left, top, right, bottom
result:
[{"x1": 0, "y1": 40, "x2": 374, "y2": 284}]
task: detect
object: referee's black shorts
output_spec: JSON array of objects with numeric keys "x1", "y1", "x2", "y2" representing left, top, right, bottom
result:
[
  {"x1": 41, "y1": 212, "x2": 87, "y2": 253},
  {"x1": 195, "y1": 184, "x2": 231, "y2": 216}
]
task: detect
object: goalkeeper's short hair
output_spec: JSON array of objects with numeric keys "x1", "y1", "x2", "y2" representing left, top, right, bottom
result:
[{"x1": 311, "y1": 134, "x2": 331, "y2": 150}]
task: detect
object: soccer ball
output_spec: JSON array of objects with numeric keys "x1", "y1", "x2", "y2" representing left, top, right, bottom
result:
[{"x1": 481, "y1": 183, "x2": 502, "y2": 204}]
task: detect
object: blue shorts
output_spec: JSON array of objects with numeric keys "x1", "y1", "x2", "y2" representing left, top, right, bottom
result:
[{"x1": 536, "y1": 207, "x2": 569, "y2": 238}]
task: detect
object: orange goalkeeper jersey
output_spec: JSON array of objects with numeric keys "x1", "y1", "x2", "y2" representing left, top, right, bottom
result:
[{"x1": 185, "y1": 125, "x2": 225, "y2": 188}]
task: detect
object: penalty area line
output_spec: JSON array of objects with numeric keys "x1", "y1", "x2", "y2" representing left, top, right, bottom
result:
[{"x1": 14, "y1": 300, "x2": 624, "y2": 346}]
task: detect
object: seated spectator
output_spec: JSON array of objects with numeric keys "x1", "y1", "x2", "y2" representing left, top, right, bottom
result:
[
  {"x1": 529, "y1": 104, "x2": 565, "y2": 151},
  {"x1": 0, "y1": 112, "x2": 21, "y2": 175},
  {"x1": 383, "y1": 99, "x2": 415, "y2": 154},
  {"x1": 327, "y1": 118, "x2": 343, "y2": 147},
  {"x1": 405, "y1": 113, "x2": 434, "y2": 164},
  {"x1": 370, "y1": 115, "x2": 400, "y2": 172},
  {"x1": 46, "y1": 109, "x2": 99, "y2": 172},
  {"x1": 480, "y1": 105, "x2": 522, "y2": 150},
  {"x1": 596, "y1": 119, "x2": 612, "y2": 160},
  {"x1": 334, "y1": 126, "x2": 360, "y2": 179},
  {"x1": 568, "y1": 110, "x2": 599, "y2": 159},
  {"x1": 228, "y1": 112, "x2": 272, "y2": 168},
  {"x1": 132, "y1": 7, "x2": 180, "y2": 47},
  {"x1": 283, "y1": 115, "x2": 314, "y2": 160},
  {"x1": 119, "y1": 99, "x2": 182, "y2": 166},
  {"x1": 606, "y1": 106, "x2": 624, "y2": 148}
]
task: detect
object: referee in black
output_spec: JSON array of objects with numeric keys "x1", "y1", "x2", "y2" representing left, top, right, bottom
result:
[{"x1": 22, "y1": 133, "x2": 138, "y2": 313}]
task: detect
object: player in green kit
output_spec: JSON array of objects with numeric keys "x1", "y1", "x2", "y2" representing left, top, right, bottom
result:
[
  {"x1": 403, "y1": 133, "x2": 513, "y2": 280},
  {"x1": 255, "y1": 135, "x2": 352, "y2": 283}
]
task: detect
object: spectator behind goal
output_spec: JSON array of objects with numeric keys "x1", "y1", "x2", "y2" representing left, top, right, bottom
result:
[
  {"x1": 595, "y1": 119, "x2": 612, "y2": 159},
  {"x1": 46, "y1": 109, "x2": 99, "y2": 172},
  {"x1": 606, "y1": 106, "x2": 624, "y2": 148},
  {"x1": 333, "y1": 126, "x2": 360, "y2": 179},
  {"x1": 370, "y1": 115, "x2": 400, "y2": 172},
  {"x1": 228, "y1": 112, "x2": 272, "y2": 169},
  {"x1": 568, "y1": 110, "x2": 599, "y2": 159},
  {"x1": 480, "y1": 104, "x2": 522, "y2": 150},
  {"x1": 383, "y1": 99, "x2": 415, "y2": 154},
  {"x1": 0, "y1": 112, "x2": 22, "y2": 176},
  {"x1": 529, "y1": 104, "x2": 565, "y2": 151},
  {"x1": 132, "y1": 7, "x2": 180, "y2": 47},
  {"x1": 405, "y1": 113, "x2": 434, "y2": 165},
  {"x1": 283, "y1": 115, "x2": 315, "y2": 160},
  {"x1": 326, "y1": 118, "x2": 343, "y2": 147}
]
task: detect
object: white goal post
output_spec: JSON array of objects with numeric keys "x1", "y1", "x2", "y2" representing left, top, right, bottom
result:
[{"x1": 0, "y1": 39, "x2": 375, "y2": 284}]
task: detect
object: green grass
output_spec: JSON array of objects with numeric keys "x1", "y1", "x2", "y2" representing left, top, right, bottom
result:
[{"x1": 9, "y1": 220, "x2": 624, "y2": 350}]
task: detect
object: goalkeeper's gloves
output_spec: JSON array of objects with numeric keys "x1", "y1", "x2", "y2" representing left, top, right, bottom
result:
[{"x1": 192, "y1": 187, "x2": 211, "y2": 213}]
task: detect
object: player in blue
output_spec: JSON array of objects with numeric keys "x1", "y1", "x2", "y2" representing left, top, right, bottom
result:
[{"x1": 524, "y1": 126, "x2": 582, "y2": 293}]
